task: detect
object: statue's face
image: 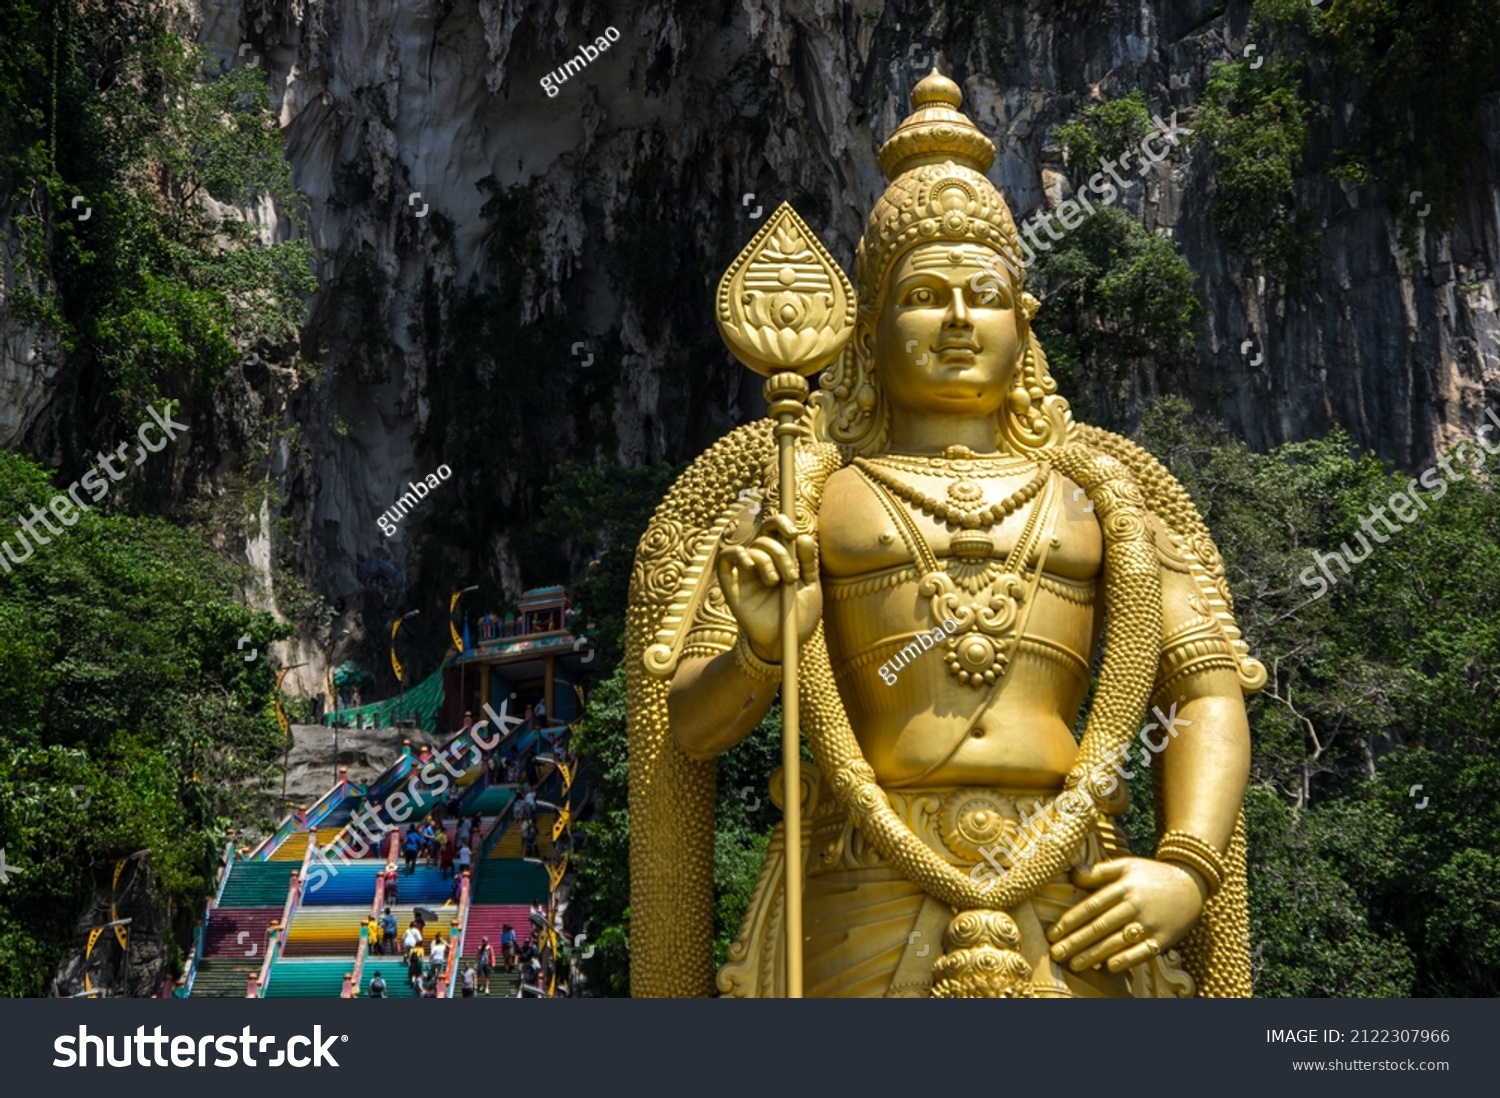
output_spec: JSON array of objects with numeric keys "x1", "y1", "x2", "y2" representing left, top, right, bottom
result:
[{"x1": 870, "y1": 242, "x2": 1020, "y2": 418}]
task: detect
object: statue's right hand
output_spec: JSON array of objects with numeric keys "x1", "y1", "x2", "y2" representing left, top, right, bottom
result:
[{"x1": 716, "y1": 513, "x2": 822, "y2": 663}]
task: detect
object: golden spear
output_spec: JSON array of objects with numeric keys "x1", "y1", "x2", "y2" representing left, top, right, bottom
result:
[{"x1": 715, "y1": 203, "x2": 855, "y2": 997}]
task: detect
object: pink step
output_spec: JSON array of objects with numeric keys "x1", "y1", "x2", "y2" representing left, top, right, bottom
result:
[
  {"x1": 202, "y1": 907, "x2": 281, "y2": 959},
  {"x1": 462, "y1": 904, "x2": 536, "y2": 952}
]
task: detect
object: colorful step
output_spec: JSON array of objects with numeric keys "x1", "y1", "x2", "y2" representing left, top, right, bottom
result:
[
  {"x1": 282, "y1": 905, "x2": 367, "y2": 958},
  {"x1": 470, "y1": 859, "x2": 549, "y2": 906},
  {"x1": 190, "y1": 957, "x2": 262, "y2": 998},
  {"x1": 359, "y1": 964, "x2": 416, "y2": 999},
  {"x1": 488, "y1": 813, "x2": 555, "y2": 859},
  {"x1": 306, "y1": 862, "x2": 460, "y2": 906},
  {"x1": 218, "y1": 861, "x2": 300, "y2": 908},
  {"x1": 269, "y1": 831, "x2": 312, "y2": 862},
  {"x1": 262, "y1": 958, "x2": 351, "y2": 998},
  {"x1": 202, "y1": 906, "x2": 280, "y2": 959}
]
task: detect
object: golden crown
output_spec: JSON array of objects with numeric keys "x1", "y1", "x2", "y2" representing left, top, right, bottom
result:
[{"x1": 854, "y1": 70, "x2": 1024, "y2": 311}]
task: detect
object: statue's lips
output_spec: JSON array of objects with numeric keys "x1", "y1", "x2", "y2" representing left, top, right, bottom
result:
[{"x1": 932, "y1": 343, "x2": 981, "y2": 362}]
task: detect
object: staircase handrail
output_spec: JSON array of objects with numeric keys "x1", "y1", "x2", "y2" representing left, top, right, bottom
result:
[
  {"x1": 179, "y1": 831, "x2": 242, "y2": 997},
  {"x1": 363, "y1": 741, "x2": 418, "y2": 805},
  {"x1": 211, "y1": 832, "x2": 239, "y2": 906},
  {"x1": 304, "y1": 768, "x2": 352, "y2": 830},
  {"x1": 354, "y1": 851, "x2": 395, "y2": 997},
  {"x1": 177, "y1": 921, "x2": 205, "y2": 998},
  {"x1": 359, "y1": 718, "x2": 516, "y2": 834},
  {"x1": 318, "y1": 743, "x2": 418, "y2": 859},
  {"x1": 247, "y1": 809, "x2": 300, "y2": 861},
  {"x1": 435, "y1": 869, "x2": 472, "y2": 998},
  {"x1": 345, "y1": 922, "x2": 371, "y2": 998},
  {"x1": 252, "y1": 828, "x2": 317, "y2": 997}
]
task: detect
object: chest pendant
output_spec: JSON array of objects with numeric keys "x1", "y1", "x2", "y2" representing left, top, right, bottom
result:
[{"x1": 855, "y1": 456, "x2": 1057, "y2": 688}]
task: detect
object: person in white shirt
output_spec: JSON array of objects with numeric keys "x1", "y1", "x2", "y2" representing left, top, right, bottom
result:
[
  {"x1": 460, "y1": 965, "x2": 477, "y2": 998},
  {"x1": 402, "y1": 925, "x2": 423, "y2": 955},
  {"x1": 431, "y1": 935, "x2": 449, "y2": 969}
]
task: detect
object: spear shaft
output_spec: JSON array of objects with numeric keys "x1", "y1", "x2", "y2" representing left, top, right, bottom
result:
[{"x1": 765, "y1": 372, "x2": 808, "y2": 998}]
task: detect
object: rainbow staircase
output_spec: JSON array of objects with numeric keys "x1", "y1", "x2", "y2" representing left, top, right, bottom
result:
[
  {"x1": 187, "y1": 716, "x2": 561, "y2": 998},
  {"x1": 189, "y1": 861, "x2": 297, "y2": 997}
]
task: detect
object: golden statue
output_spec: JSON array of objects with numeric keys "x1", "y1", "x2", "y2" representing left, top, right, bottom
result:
[{"x1": 626, "y1": 71, "x2": 1265, "y2": 998}]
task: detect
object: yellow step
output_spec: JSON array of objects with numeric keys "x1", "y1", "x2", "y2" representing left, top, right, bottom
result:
[{"x1": 270, "y1": 832, "x2": 312, "y2": 862}]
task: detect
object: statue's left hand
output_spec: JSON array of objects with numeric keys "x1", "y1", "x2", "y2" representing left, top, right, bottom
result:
[{"x1": 1045, "y1": 857, "x2": 1205, "y2": 975}]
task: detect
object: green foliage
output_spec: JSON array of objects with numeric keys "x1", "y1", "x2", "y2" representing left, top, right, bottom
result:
[
  {"x1": 1135, "y1": 398, "x2": 1500, "y2": 996},
  {"x1": 0, "y1": 0, "x2": 315, "y2": 431},
  {"x1": 1215, "y1": 0, "x2": 1500, "y2": 251},
  {"x1": 1192, "y1": 56, "x2": 1317, "y2": 280},
  {"x1": 568, "y1": 669, "x2": 632, "y2": 997},
  {"x1": 1322, "y1": 0, "x2": 1500, "y2": 229},
  {"x1": 1030, "y1": 208, "x2": 1204, "y2": 427},
  {"x1": 1245, "y1": 787, "x2": 1416, "y2": 997},
  {"x1": 536, "y1": 461, "x2": 682, "y2": 673},
  {"x1": 1055, "y1": 91, "x2": 1153, "y2": 176},
  {"x1": 0, "y1": 451, "x2": 287, "y2": 996},
  {"x1": 570, "y1": 663, "x2": 783, "y2": 995}
]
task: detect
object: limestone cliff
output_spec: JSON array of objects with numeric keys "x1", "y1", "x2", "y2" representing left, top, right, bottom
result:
[{"x1": 3, "y1": 0, "x2": 1498, "y2": 691}]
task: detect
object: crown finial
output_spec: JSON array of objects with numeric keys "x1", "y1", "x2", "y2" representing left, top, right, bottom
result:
[
  {"x1": 911, "y1": 68, "x2": 962, "y2": 110},
  {"x1": 877, "y1": 66, "x2": 996, "y2": 180}
]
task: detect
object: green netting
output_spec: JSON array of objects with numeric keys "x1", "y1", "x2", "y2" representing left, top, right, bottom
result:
[{"x1": 324, "y1": 663, "x2": 446, "y2": 733}]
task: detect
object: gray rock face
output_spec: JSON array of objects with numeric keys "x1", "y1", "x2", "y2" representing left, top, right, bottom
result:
[
  {"x1": 277, "y1": 721, "x2": 443, "y2": 810},
  {"x1": 4, "y1": 0, "x2": 1498, "y2": 642}
]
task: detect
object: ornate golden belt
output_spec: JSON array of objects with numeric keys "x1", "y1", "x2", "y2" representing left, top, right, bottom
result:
[{"x1": 807, "y1": 783, "x2": 1114, "y2": 876}]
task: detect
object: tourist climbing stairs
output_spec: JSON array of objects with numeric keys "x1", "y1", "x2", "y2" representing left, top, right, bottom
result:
[{"x1": 185, "y1": 715, "x2": 568, "y2": 998}]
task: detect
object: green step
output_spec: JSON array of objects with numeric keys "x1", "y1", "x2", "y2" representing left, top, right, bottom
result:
[
  {"x1": 219, "y1": 861, "x2": 299, "y2": 909},
  {"x1": 359, "y1": 965, "x2": 417, "y2": 999},
  {"x1": 262, "y1": 958, "x2": 351, "y2": 998},
  {"x1": 189, "y1": 958, "x2": 260, "y2": 998},
  {"x1": 470, "y1": 861, "x2": 548, "y2": 905},
  {"x1": 466, "y1": 786, "x2": 514, "y2": 816},
  {"x1": 455, "y1": 958, "x2": 521, "y2": 998},
  {"x1": 492, "y1": 971, "x2": 522, "y2": 998}
]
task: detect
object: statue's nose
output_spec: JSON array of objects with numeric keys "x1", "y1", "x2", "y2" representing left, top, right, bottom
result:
[{"x1": 945, "y1": 286, "x2": 971, "y2": 328}]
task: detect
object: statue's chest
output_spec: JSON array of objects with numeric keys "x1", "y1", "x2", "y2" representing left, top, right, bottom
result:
[{"x1": 818, "y1": 466, "x2": 1103, "y2": 584}]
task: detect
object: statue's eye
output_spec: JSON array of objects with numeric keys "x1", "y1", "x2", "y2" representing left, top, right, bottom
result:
[{"x1": 907, "y1": 287, "x2": 938, "y2": 306}]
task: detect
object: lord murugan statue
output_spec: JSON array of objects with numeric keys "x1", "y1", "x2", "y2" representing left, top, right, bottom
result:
[{"x1": 626, "y1": 71, "x2": 1265, "y2": 997}]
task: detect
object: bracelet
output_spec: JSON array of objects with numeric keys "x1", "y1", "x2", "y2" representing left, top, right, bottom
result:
[
  {"x1": 732, "y1": 635, "x2": 783, "y2": 683},
  {"x1": 1155, "y1": 829, "x2": 1227, "y2": 898}
]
